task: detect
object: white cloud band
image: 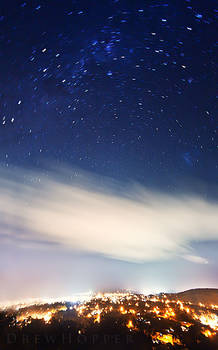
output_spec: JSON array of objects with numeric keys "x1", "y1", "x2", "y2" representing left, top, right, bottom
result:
[{"x1": 0, "y1": 168, "x2": 217, "y2": 264}]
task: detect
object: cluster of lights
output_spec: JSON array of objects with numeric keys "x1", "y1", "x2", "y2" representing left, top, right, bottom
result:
[
  {"x1": 16, "y1": 305, "x2": 67, "y2": 324},
  {"x1": 151, "y1": 333, "x2": 182, "y2": 346},
  {"x1": 2, "y1": 292, "x2": 218, "y2": 346}
]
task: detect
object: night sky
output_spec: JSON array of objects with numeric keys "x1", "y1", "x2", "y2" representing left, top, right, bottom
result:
[{"x1": 0, "y1": 0, "x2": 217, "y2": 301}]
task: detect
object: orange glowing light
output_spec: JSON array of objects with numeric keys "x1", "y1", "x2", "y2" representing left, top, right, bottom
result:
[
  {"x1": 177, "y1": 300, "x2": 184, "y2": 311},
  {"x1": 181, "y1": 321, "x2": 192, "y2": 328},
  {"x1": 162, "y1": 308, "x2": 175, "y2": 319},
  {"x1": 127, "y1": 320, "x2": 133, "y2": 328},
  {"x1": 152, "y1": 332, "x2": 182, "y2": 345},
  {"x1": 153, "y1": 307, "x2": 160, "y2": 315},
  {"x1": 201, "y1": 329, "x2": 216, "y2": 337},
  {"x1": 17, "y1": 311, "x2": 53, "y2": 323},
  {"x1": 193, "y1": 312, "x2": 218, "y2": 331},
  {"x1": 94, "y1": 313, "x2": 100, "y2": 323},
  {"x1": 120, "y1": 306, "x2": 127, "y2": 314}
]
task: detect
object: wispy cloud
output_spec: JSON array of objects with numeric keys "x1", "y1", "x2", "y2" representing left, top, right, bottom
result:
[
  {"x1": 0, "y1": 168, "x2": 217, "y2": 264},
  {"x1": 183, "y1": 255, "x2": 209, "y2": 264}
]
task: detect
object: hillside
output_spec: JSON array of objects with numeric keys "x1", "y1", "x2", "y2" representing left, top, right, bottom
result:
[{"x1": 173, "y1": 288, "x2": 218, "y2": 306}]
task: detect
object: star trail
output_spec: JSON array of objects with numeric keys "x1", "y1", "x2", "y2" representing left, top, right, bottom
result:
[{"x1": 0, "y1": 0, "x2": 217, "y2": 188}]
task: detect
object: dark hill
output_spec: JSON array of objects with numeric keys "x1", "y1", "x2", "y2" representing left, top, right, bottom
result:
[{"x1": 172, "y1": 288, "x2": 218, "y2": 306}]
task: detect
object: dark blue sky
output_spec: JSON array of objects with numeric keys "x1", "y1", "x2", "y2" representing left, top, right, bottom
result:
[{"x1": 0, "y1": 0, "x2": 217, "y2": 191}]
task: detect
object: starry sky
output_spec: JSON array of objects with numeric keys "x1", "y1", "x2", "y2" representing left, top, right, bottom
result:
[{"x1": 0, "y1": 0, "x2": 217, "y2": 300}]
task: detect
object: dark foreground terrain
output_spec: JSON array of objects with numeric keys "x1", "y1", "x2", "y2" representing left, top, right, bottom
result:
[{"x1": 0, "y1": 289, "x2": 217, "y2": 350}]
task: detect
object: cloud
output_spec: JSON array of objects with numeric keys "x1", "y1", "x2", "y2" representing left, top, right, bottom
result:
[
  {"x1": 0, "y1": 167, "x2": 217, "y2": 264},
  {"x1": 183, "y1": 255, "x2": 209, "y2": 264}
]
